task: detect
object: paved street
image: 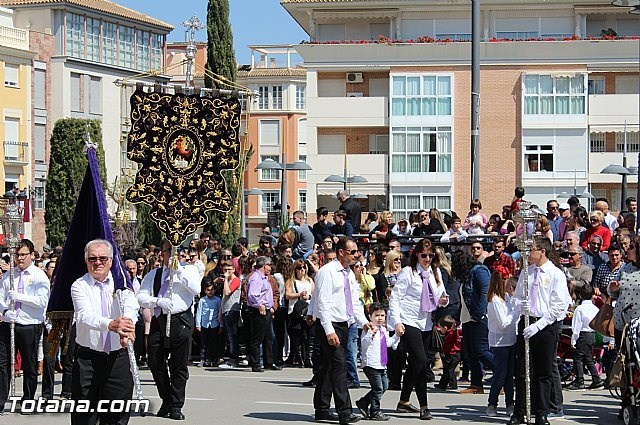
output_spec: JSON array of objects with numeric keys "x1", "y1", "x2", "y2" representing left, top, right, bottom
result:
[{"x1": 5, "y1": 365, "x2": 619, "y2": 424}]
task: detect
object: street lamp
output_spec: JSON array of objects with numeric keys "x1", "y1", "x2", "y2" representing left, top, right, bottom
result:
[
  {"x1": 324, "y1": 173, "x2": 368, "y2": 191},
  {"x1": 601, "y1": 164, "x2": 630, "y2": 211},
  {"x1": 255, "y1": 158, "x2": 311, "y2": 228},
  {"x1": 241, "y1": 188, "x2": 263, "y2": 239}
]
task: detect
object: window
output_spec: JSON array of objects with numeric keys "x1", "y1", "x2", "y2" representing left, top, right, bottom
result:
[
  {"x1": 523, "y1": 74, "x2": 586, "y2": 115},
  {"x1": 258, "y1": 86, "x2": 269, "y2": 109},
  {"x1": 298, "y1": 190, "x2": 307, "y2": 212},
  {"x1": 296, "y1": 84, "x2": 306, "y2": 109},
  {"x1": 496, "y1": 31, "x2": 538, "y2": 39},
  {"x1": 70, "y1": 73, "x2": 82, "y2": 112},
  {"x1": 317, "y1": 135, "x2": 345, "y2": 154},
  {"x1": 524, "y1": 145, "x2": 554, "y2": 172},
  {"x1": 34, "y1": 124, "x2": 46, "y2": 164},
  {"x1": 369, "y1": 135, "x2": 389, "y2": 154},
  {"x1": 66, "y1": 12, "x2": 84, "y2": 58},
  {"x1": 259, "y1": 120, "x2": 280, "y2": 146},
  {"x1": 89, "y1": 76, "x2": 101, "y2": 115},
  {"x1": 298, "y1": 155, "x2": 307, "y2": 180},
  {"x1": 272, "y1": 85, "x2": 283, "y2": 109},
  {"x1": 103, "y1": 22, "x2": 118, "y2": 65},
  {"x1": 616, "y1": 132, "x2": 640, "y2": 153},
  {"x1": 391, "y1": 127, "x2": 452, "y2": 173},
  {"x1": 34, "y1": 68, "x2": 46, "y2": 109},
  {"x1": 3, "y1": 118, "x2": 19, "y2": 161},
  {"x1": 136, "y1": 30, "x2": 151, "y2": 71},
  {"x1": 261, "y1": 191, "x2": 280, "y2": 214},
  {"x1": 588, "y1": 78, "x2": 605, "y2": 95},
  {"x1": 151, "y1": 34, "x2": 163, "y2": 71},
  {"x1": 435, "y1": 33, "x2": 471, "y2": 41},
  {"x1": 119, "y1": 26, "x2": 134, "y2": 69},
  {"x1": 86, "y1": 17, "x2": 101, "y2": 62},
  {"x1": 260, "y1": 155, "x2": 280, "y2": 181},
  {"x1": 392, "y1": 75, "x2": 451, "y2": 117},
  {"x1": 4, "y1": 64, "x2": 18, "y2": 87},
  {"x1": 298, "y1": 118, "x2": 307, "y2": 146},
  {"x1": 590, "y1": 133, "x2": 605, "y2": 153},
  {"x1": 392, "y1": 194, "x2": 451, "y2": 222},
  {"x1": 34, "y1": 183, "x2": 45, "y2": 209}
]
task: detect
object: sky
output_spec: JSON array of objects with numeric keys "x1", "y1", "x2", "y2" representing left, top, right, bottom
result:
[{"x1": 116, "y1": 0, "x2": 308, "y2": 65}]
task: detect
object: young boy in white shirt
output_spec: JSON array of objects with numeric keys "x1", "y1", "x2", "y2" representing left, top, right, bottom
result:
[{"x1": 355, "y1": 302, "x2": 399, "y2": 421}]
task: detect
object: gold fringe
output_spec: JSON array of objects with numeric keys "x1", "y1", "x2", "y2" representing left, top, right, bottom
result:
[{"x1": 46, "y1": 311, "x2": 74, "y2": 357}]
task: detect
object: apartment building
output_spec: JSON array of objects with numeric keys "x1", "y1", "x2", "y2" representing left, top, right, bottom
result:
[
  {"x1": 237, "y1": 45, "x2": 308, "y2": 239},
  {"x1": 165, "y1": 40, "x2": 207, "y2": 88},
  {"x1": 282, "y1": 0, "x2": 640, "y2": 220}
]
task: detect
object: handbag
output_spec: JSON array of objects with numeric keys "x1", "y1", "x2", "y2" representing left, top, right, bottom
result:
[
  {"x1": 429, "y1": 325, "x2": 444, "y2": 353},
  {"x1": 589, "y1": 299, "x2": 615, "y2": 337},
  {"x1": 609, "y1": 351, "x2": 627, "y2": 388}
]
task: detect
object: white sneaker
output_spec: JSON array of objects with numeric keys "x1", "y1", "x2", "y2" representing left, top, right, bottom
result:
[
  {"x1": 486, "y1": 405, "x2": 497, "y2": 417},
  {"x1": 219, "y1": 362, "x2": 234, "y2": 369},
  {"x1": 196, "y1": 361, "x2": 204, "y2": 367}
]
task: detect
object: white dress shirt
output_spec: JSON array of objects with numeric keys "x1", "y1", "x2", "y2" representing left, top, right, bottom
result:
[
  {"x1": 71, "y1": 272, "x2": 139, "y2": 352},
  {"x1": 515, "y1": 260, "x2": 571, "y2": 331},
  {"x1": 487, "y1": 294, "x2": 520, "y2": 347},
  {"x1": 360, "y1": 325, "x2": 395, "y2": 369},
  {"x1": 137, "y1": 264, "x2": 200, "y2": 314},
  {"x1": 571, "y1": 299, "x2": 600, "y2": 346},
  {"x1": 0, "y1": 264, "x2": 50, "y2": 325},
  {"x1": 313, "y1": 259, "x2": 368, "y2": 336},
  {"x1": 388, "y1": 265, "x2": 447, "y2": 332}
]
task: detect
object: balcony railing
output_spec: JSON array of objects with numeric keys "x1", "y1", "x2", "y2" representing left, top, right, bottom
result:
[
  {"x1": 4, "y1": 141, "x2": 28, "y2": 163},
  {"x1": 0, "y1": 25, "x2": 28, "y2": 51}
]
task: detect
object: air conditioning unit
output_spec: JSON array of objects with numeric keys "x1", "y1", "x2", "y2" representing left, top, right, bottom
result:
[
  {"x1": 346, "y1": 72, "x2": 363, "y2": 83},
  {"x1": 347, "y1": 92, "x2": 363, "y2": 98}
]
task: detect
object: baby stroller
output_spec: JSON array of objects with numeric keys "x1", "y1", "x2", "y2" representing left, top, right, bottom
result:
[
  {"x1": 616, "y1": 316, "x2": 640, "y2": 425},
  {"x1": 557, "y1": 328, "x2": 605, "y2": 385}
]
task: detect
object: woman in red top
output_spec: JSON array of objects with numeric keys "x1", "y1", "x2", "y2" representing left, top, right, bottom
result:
[{"x1": 580, "y1": 210, "x2": 611, "y2": 251}]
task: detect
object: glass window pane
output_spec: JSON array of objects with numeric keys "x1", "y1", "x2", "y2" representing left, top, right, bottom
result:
[
  {"x1": 571, "y1": 96, "x2": 584, "y2": 114},
  {"x1": 437, "y1": 76, "x2": 451, "y2": 95},
  {"x1": 556, "y1": 77, "x2": 570, "y2": 94},
  {"x1": 423, "y1": 196, "x2": 436, "y2": 209},
  {"x1": 392, "y1": 155, "x2": 406, "y2": 172},
  {"x1": 407, "y1": 155, "x2": 421, "y2": 172},
  {"x1": 438, "y1": 154, "x2": 451, "y2": 172},
  {"x1": 571, "y1": 76, "x2": 584, "y2": 94},
  {"x1": 524, "y1": 75, "x2": 539, "y2": 95},
  {"x1": 437, "y1": 98, "x2": 451, "y2": 115},
  {"x1": 393, "y1": 133, "x2": 406, "y2": 152},
  {"x1": 423, "y1": 76, "x2": 436, "y2": 95},
  {"x1": 524, "y1": 97, "x2": 538, "y2": 114},
  {"x1": 540, "y1": 76, "x2": 553, "y2": 94},
  {"x1": 393, "y1": 77, "x2": 405, "y2": 95},
  {"x1": 392, "y1": 98, "x2": 405, "y2": 116},
  {"x1": 540, "y1": 96, "x2": 554, "y2": 114},
  {"x1": 555, "y1": 96, "x2": 570, "y2": 114},
  {"x1": 407, "y1": 195, "x2": 421, "y2": 210},
  {"x1": 407, "y1": 98, "x2": 420, "y2": 115},
  {"x1": 437, "y1": 197, "x2": 451, "y2": 210},
  {"x1": 406, "y1": 134, "x2": 420, "y2": 152},
  {"x1": 422, "y1": 154, "x2": 436, "y2": 172},
  {"x1": 421, "y1": 98, "x2": 436, "y2": 115},
  {"x1": 423, "y1": 133, "x2": 437, "y2": 152},
  {"x1": 393, "y1": 195, "x2": 406, "y2": 211},
  {"x1": 437, "y1": 131, "x2": 452, "y2": 153},
  {"x1": 407, "y1": 77, "x2": 420, "y2": 95}
]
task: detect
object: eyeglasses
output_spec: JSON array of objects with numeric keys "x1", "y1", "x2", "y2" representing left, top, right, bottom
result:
[
  {"x1": 16, "y1": 252, "x2": 30, "y2": 258},
  {"x1": 419, "y1": 253, "x2": 435, "y2": 259},
  {"x1": 87, "y1": 256, "x2": 111, "y2": 264}
]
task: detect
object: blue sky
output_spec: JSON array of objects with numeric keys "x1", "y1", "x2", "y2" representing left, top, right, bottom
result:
[{"x1": 116, "y1": 0, "x2": 308, "y2": 64}]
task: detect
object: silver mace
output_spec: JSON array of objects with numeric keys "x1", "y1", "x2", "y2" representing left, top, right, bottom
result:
[{"x1": 116, "y1": 289, "x2": 144, "y2": 415}]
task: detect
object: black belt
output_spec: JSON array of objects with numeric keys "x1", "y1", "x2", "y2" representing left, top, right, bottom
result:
[{"x1": 77, "y1": 345, "x2": 126, "y2": 357}]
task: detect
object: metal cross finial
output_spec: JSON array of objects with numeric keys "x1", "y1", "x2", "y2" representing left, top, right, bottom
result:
[
  {"x1": 182, "y1": 15, "x2": 205, "y2": 44},
  {"x1": 83, "y1": 122, "x2": 97, "y2": 153},
  {"x1": 181, "y1": 15, "x2": 204, "y2": 90}
]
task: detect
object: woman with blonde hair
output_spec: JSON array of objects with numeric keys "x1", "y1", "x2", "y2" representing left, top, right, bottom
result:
[
  {"x1": 376, "y1": 249, "x2": 403, "y2": 301},
  {"x1": 370, "y1": 210, "x2": 394, "y2": 241},
  {"x1": 353, "y1": 260, "x2": 376, "y2": 312},
  {"x1": 430, "y1": 208, "x2": 448, "y2": 234},
  {"x1": 581, "y1": 210, "x2": 611, "y2": 251},
  {"x1": 285, "y1": 259, "x2": 315, "y2": 367}
]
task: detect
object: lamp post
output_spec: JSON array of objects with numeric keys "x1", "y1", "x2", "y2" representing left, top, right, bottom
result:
[
  {"x1": 256, "y1": 158, "x2": 311, "y2": 229},
  {"x1": 241, "y1": 188, "x2": 263, "y2": 239},
  {"x1": 324, "y1": 174, "x2": 368, "y2": 191},
  {"x1": 600, "y1": 164, "x2": 631, "y2": 211}
]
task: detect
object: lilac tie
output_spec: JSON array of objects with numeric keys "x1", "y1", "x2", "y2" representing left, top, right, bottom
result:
[
  {"x1": 154, "y1": 272, "x2": 170, "y2": 318},
  {"x1": 379, "y1": 327, "x2": 388, "y2": 366},
  {"x1": 420, "y1": 271, "x2": 438, "y2": 313},
  {"x1": 341, "y1": 269, "x2": 354, "y2": 318},
  {"x1": 530, "y1": 267, "x2": 541, "y2": 317},
  {"x1": 97, "y1": 282, "x2": 111, "y2": 352},
  {"x1": 14, "y1": 270, "x2": 25, "y2": 312}
]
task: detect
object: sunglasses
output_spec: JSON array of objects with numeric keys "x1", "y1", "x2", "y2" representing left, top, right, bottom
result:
[
  {"x1": 419, "y1": 253, "x2": 435, "y2": 259},
  {"x1": 136, "y1": 261, "x2": 146, "y2": 265},
  {"x1": 354, "y1": 264, "x2": 364, "y2": 268},
  {"x1": 590, "y1": 242, "x2": 602, "y2": 246},
  {"x1": 296, "y1": 266, "x2": 306, "y2": 270},
  {"x1": 393, "y1": 258, "x2": 402, "y2": 262},
  {"x1": 472, "y1": 246, "x2": 483, "y2": 250},
  {"x1": 221, "y1": 255, "x2": 232, "y2": 259},
  {"x1": 88, "y1": 256, "x2": 111, "y2": 263},
  {"x1": 567, "y1": 252, "x2": 579, "y2": 256},
  {"x1": 343, "y1": 249, "x2": 358, "y2": 255}
]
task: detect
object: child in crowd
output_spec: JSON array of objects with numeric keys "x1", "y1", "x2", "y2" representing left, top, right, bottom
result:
[
  {"x1": 440, "y1": 216, "x2": 469, "y2": 252},
  {"x1": 566, "y1": 284, "x2": 604, "y2": 390},
  {"x1": 486, "y1": 272, "x2": 520, "y2": 417},
  {"x1": 196, "y1": 280, "x2": 222, "y2": 367},
  {"x1": 434, "y1": 315, "x2": 462, "y2": 391},
  {"x1": 355, "y1": 302, "x2": 399, "y2": 421}
]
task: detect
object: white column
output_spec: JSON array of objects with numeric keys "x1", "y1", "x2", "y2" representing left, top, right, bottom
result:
[
  {"x1": 309, "y1": 12, "x2": 316, "y2": 42},
  {"x1": 574, "y1": 13, "x2": 582, "y2": 37}
]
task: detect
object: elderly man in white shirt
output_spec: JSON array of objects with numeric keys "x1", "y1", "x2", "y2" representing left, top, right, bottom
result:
[
  {"x1": 312, "y1": 237, "x2": 372, "y2": 424},
  {"x1": 0, "y1": 239, "x2": 50, "y2": 414},
  {"x1": 70, "y1": 239, "x2": 138, "y2": 425}
]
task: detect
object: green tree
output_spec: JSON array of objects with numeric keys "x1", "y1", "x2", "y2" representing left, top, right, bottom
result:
[
  {"x1": 45, "y1": 119, "x2": 106, "y2": 246},
  {"x1": 205, "y1": 0, "x2": 237, "y2": 88},
  {"x1": 135, "y1": 203, "x2": 162, "y2": 247}
]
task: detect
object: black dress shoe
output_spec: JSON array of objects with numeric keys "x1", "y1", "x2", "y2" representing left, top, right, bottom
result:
[
  {"x1": 507, "y1": 415, "x2": 524, "y2": 425},
  {"x1": 420, "y1": 409, "x2": 433, "y2": 420},
  {"x1": 315, "y1": 410, "x2": 339, "y2": 422},
  {"x1": 168, "y1": 410, "x2": 185, "y2": 420},
  {"x1": 535, "y1": 416, "x2": 550, "y2": 425},
  {"x1": 156, "y1": 405, "x2": 171, "y2": 418},
  {"x1": 252, "y1": 366, "x2": 264, "y2": 372},
  {"x1": 267, "y1": 365, "x2": 282, "y2": 371},
  {"x1": 347, "y1": 382, "x2": 360, "y2": 389},
  {"x1": 387, "y1": 383, "x2": 401, "y2": 391},
  {"x1": 303, "y1": 379, "x2": 316, "y2": 387},
  {"x1": 339, "y1": 413, "x2": 360, "y2": 424},
  {"x1": 396, "y1": 402, "x2": 420, "y2": 413}
]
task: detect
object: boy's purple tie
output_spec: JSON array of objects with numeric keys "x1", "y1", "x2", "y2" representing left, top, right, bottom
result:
[
  {"x1": 15, "y1": 270, "x2": 25, "y2": 312},
  {"x1": 420, "y1": 270, "x2": 438, "y2": 313},
  {"x1": 97, "y1": 282, "x2": 111, "y2": 352},
  {"x1": 341, "y1": 269, "x2": 354, "y2": 317},
  {"x1": 379, "y1": 327, "x2": 387, "y2": 366}
]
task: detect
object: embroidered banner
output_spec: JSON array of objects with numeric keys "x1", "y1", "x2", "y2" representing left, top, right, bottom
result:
[{"x1": 126, "y1": 90, "x2": 241, "y2": 245}]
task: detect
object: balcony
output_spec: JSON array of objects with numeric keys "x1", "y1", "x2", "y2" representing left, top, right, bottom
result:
[
  {"x1": 4, "y1": 141, "x2": 28, "y2": 164},
  {"x1": 0, "y1": 25, "x2": 28, "y2": 51},
  {"x1": 313, "y1": 153, "x2": 388, "y2": 195},
  {"x1": 589, "y1": 152, "x2": 639, "y2": 184},
  {"x1": 589, "y1": 94, "x2": 639, "y2": 131},
  {"x1": 308, "y1": 96, "x2": 388, "y2": 127}
]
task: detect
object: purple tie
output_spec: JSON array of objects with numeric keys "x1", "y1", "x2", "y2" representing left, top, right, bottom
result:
[
  {"x1": 530, "y1": 267, "x2": 541, "y2": 317},
  {"x1": 420, "y1": 271, "x2": 438, "y2": 313},
  {"x1": 379, "y1": 327, "x2": 388, "y2": 366},
  {"x1": 14, "y1": 270, "x2": 25, "y2": 312},
  {"x1": 97, "y1": 282, "x2": 111, "y2": 352},
  {"x1": 341, "y1": 269, "x2": 354, "y2": 318},
  {"x1": 154, "y1": 271, "x2": 170, "y2": 318}
]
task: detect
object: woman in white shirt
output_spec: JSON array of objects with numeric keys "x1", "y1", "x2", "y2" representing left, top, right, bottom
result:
[
  {"x1": 389, "y1": 239, "x2": 449, "y2": 420},
  {"x1": 486, "y1": 269, "x2": 521, "y2": 417},
  {"x1": 285, "y1": 259, "x2": 314, "y2": 367}
]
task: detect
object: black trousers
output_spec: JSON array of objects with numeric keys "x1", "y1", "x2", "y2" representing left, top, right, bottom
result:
[
  {"x1": 387, "y1": 332, "x2": 406, "y2": 388},
  {"x1": 439, "y1": 352, "x2": 461, "y2": 389},
  {"x1": 549, "y1": 321, "x2": 563, "y2": 414},
  {"x1": 41, "y1": 326, "x2": 56, "y2": 399},
  {"x1": 574, "y1": 332, "x2": 598, "y2": 383},
  {"x1": 148, "y1": 314, "x2": 192, "y2": 410},
  {"x1": 247, "y1": 308, "x2": 273, "y2": 367},
  {"x1": 134, "y1": 313, "x2": 146, "y2": 362},
  {"x1": 313, "y1": 321, "x2": 352, "y2": 419},
  {"x1": 273, "y1": 307, "x2": 287, "y2": 365},
  {"x1": 71, "y1": 346, "x2": 133, "y2": 425},
  {"x1": 200, "y1": 327, "x2": 220, "y2": 363},
  {"x1": 0, "y1": 322, "x2": 41, "y2": 408},
  {"x1": 61, "y1": 324, "x2": 77, "y2": 398},
  {"x1": 514, "y1": 318, "x2": 560, "y2": 419},
  {"x1": 399, "y1": 324, "x2": 431, "y2": 408}
]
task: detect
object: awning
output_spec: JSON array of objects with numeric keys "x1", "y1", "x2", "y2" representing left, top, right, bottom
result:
[
  {"x1": 590, "y1": 125, "x2": 640, "y2": 133},
  {"x1": 316, "y1": 183, "x2": 387, "y2": 196}
]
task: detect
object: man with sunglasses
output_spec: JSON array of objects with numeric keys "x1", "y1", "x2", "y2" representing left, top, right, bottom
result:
[
  {"x1": 583, "y1": 235, "x2": 608, "y2": 272},
  {"x1": 312, "y1": 237, "x2": 371, "y2": 424},
  {"x1": 563, "y1": 246, "x2": 592, "y2": 291},
  {"x1": 0, "y1": 239, "x2": 50, "y2": 414},
  {"x1": 546, "y1": 200, "x2": 562, "y2": 242}
]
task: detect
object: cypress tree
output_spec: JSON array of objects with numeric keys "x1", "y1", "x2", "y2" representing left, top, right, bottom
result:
[
  {"x1": 205, "y1": 0, "x2": 237, "y2": 88},
  {"x1": 45, "y1": 119, "x2": 107, "y2": 247}
]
